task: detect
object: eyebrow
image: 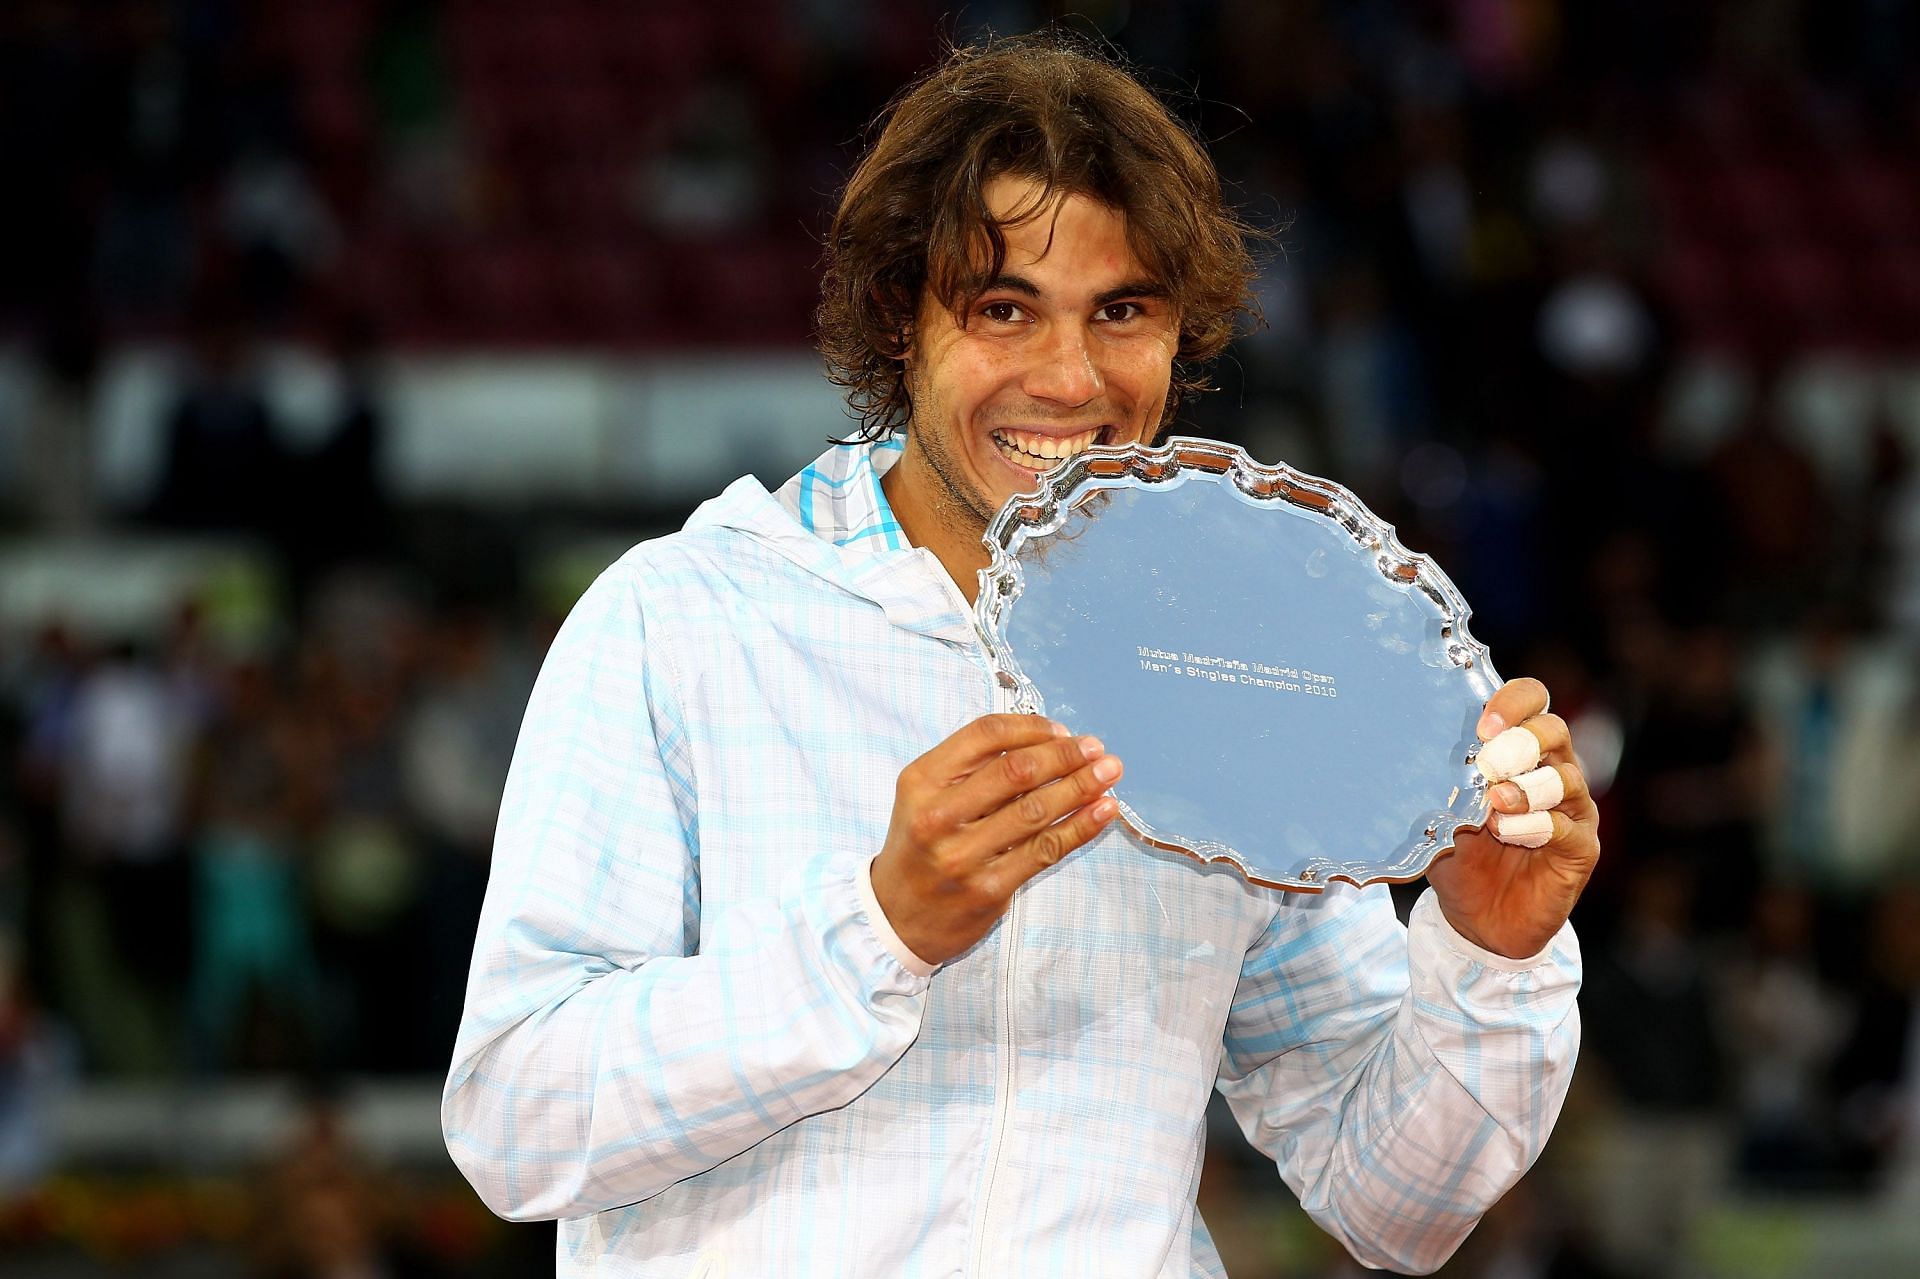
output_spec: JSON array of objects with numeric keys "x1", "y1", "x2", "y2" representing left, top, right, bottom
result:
[{"x1": 982, "y1": 273, "x2": 1170, "y2": 307}]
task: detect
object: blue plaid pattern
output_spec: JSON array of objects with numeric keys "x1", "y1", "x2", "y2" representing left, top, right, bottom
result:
[
  {"x1": 442, "y1": 440, "x2": 1582, "y2": 1277},
  {"x1": 786, "y1": 433, "x2": 909, "y2": 550}
]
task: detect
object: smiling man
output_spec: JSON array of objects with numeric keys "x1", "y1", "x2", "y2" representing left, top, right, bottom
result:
[
  {"x1": 444, "y1": 34, "x2": 1599, "y2": 1278},
  {"x1": 877, "y1": 174, "x2": 1177, "y2": 581}
]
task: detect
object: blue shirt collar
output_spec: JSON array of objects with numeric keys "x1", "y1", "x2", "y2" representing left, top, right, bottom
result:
[{"x1": 778, "y1": 436, "x2": 909, "y2": 552}]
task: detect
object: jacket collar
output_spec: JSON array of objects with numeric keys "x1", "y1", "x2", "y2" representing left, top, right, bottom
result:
[{"x1": 682, "y1": 439, "x2": 977, "y2": 646}]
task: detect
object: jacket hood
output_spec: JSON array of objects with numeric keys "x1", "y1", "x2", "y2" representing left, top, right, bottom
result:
[{"x1": 682, "y1": 471, "x2": 977, "y2": 645}]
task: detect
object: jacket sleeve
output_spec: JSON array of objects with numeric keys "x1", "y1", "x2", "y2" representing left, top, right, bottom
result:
[
  {"x1": 1215, "y1": 883, "x2": 1581, "y2": 1275},
  {"x1": 440, "y1": 558, "x2": 929, "y2": 1221}
]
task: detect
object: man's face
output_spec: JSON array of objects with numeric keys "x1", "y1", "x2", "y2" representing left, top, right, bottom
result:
[{"x1": 884, "y1": 175, "x2": 1178, "y2": 581}]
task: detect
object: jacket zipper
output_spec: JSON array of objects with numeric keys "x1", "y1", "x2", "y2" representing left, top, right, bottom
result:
[
  {"x1": 966, "y1": 677, "x2": 1021, "y2": 1275},
  {"x1": 968, "y1": 877, "x2": 1021, "y2": 1275}
]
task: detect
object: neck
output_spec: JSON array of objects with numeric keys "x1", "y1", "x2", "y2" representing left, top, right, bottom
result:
[{"x1": 880, "y1": 462, "x2": 989, "y2": 604}]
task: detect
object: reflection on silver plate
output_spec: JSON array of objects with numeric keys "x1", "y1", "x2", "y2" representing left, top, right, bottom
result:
[{"x1": 976, "y1": 437, "x2": 1501, "y2": 893}]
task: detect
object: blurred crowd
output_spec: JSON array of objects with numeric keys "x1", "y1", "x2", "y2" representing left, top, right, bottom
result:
[
  {"x1": 3, "y1": 576, "x2": 543, "y2": 1075},
  {"x1": 4, "y1": 1, "x2": 1920, "y2": 1276}
]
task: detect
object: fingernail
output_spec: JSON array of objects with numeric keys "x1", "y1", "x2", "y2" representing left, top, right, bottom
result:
[
  {"x1": 1080, "y1": 736, "x2": 1104, "y2": 759},
  {"x1": 1092, "y1": 756, "x2": 1121, "y2": 783},
  {"x1": 1050, "y1": 720, "x2": 1071, "y2": 737},
  {"x1": 1092, "y1": 796, "x2": 1117, "y2": 819},
  {"x1": 1477, "y1": 709, "x2": 1506, "y2": 741},
  {"x1": 1494, "y1": 782, "x2": 1523, "y2": 810}
]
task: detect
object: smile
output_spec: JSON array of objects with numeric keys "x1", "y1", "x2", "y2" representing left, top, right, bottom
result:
[{"x1": 989, "y1": 427, "x2": 1106, "y2": 471}]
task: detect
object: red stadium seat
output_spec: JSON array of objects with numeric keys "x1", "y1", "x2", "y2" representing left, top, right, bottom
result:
[
  {"x1": 1741, "y1": 242, "x2": 1858, "y2": 353},
  {"x1": 1852, "y1": 248, "x2": 1920, "y2": 350},
  {"x1": 526, "y1": 157, "x2": 640, "y2": 239},
  {"x1": 553, "y1": 245, "x2": 669, "y2": 346},
  {"x1": 444, "y1": 241, "x2": 562, "y2": 345},
  {"x1": 1718, "y1": 162, "x2": 1809, "y2": 245},
  {"x1": 1829, "y1": 160, "x2": 1920, "y2": 245},
  {"x1": 1656, "y1": 242, "x2": 1750, "y2": 353},
  {"x1": 660, "y1": 237, "x2": 819, "y2": 346}
]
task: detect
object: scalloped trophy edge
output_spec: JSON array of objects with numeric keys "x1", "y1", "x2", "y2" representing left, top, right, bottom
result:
[{"x1": 974, "y1": 437, "x2": 1502, "y2": 894}]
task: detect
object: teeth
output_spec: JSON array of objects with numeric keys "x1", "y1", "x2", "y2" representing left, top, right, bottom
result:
[{"x1": 990, "y1": 428, "x2": 1102, "y2": 468}]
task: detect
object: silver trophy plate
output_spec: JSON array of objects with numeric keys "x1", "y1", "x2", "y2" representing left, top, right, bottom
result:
[{"x1": 976, "y1": 437, "x2": 1500, "y2": 892}]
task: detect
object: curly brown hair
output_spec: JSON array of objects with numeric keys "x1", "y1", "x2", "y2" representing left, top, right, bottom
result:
[{"x1": 816, "y1": 32, "x2": 1263, "y2": 442}]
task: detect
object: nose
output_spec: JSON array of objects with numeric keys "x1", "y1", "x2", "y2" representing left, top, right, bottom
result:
[{"x1": 1022, "y1": 320, "x2": 1103, "y2": 407}]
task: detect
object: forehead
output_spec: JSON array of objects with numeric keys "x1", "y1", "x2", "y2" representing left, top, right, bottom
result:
[{"x1": 981, "y1": 175, "x2": 1146, "y2": 279}]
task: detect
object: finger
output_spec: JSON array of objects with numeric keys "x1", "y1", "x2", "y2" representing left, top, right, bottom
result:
[
  {"x1": 1477, "y1": 677, "x2": 1550, "y2": 740},
  {"x1": 1491, "y1": 810, "x2": 1553, "y2": 847},
  {"x1": 1492, "y1": 808, "x2": 1590, "y2": 850},
  {"x1": 1489, "y1": 762, "x2": 1590, "y2": 814},
  {"x1": 1482, "y1": 712, "x2": 1576, "y2": 781},
  {"x1": 968, "y1": 754, "x2": 1123, "y2": 855},
  {"x1": 992, "y1": 792, "x2": 1121, "y2": 889},
  {"x1": 931, "y1": 732, "x2": 1107, "y2": 826},
  {"x1": 1477, "y1": 726, "x2": 1540, "y2": 782},
  {"x1": 1522, "y1": 712, "x2": 1572, "y2": 762},
  {"x1": 914, "y1": 714, "x2": 1068, "y2": 785}
]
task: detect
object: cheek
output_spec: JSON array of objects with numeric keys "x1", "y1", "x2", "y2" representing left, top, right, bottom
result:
[
  {"x1": 945, "y1": 348, "x2": 1022, "y2": 412},
  {"x1": 1114, "y1": 344, "x2": 1177, "y2": 406}
]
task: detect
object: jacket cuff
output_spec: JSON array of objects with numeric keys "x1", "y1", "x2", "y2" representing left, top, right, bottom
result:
[
  {"x1": 857, "y1": 855, "x2": 940, "y2": 979},
  {"x1": 1412, "y1": 887, "x2": 1578, "y2": 973}
]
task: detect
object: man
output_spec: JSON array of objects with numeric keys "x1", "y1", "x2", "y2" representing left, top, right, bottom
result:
[{"x1": 443, "y1": 35, "x2": 1599, "y2": 1277}]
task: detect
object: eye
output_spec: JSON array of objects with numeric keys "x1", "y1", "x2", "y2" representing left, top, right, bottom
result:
[
  {"x1": 980, "y1": 300, "x2": 1026, "y2": 324},
  {"x1": 1098, "y1": 301, "x2": 1145, "y2": 323}
]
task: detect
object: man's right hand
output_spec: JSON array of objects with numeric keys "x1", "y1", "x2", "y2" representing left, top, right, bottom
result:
[{"x1": 869, "y1": 713, "x2": 1123, "y2": 966}]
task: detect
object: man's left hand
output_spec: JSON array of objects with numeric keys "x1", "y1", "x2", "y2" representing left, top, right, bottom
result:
[{"x1": 1426, "y1": 677, "x2": 1601, "y2": 960}]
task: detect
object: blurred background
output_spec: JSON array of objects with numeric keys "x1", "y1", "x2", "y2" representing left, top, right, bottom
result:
[{"x1": 0, "y1": 0, "x2": 1916, "y2": 1275}]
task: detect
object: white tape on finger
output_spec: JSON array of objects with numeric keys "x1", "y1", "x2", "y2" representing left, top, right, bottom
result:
[
  {"x1": 1514, "y1": 765, "x2": 1565, "y2": 812},
  {"x1": 1494, "y1": 811, "x2": 1554, "y2": 848},
  {"x1": 1476, "y1": 726, "x2": 1541, "y2": 782}
]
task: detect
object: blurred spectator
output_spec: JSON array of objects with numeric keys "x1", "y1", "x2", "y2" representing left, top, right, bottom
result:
[
  {"x1": 279, "y1": 312, "x2": 396, "y2": 601},
  {"x1": 1832, "y1": 881, "x2": 1920, "y2": 1191},
  {"x1": 186, "y1": 694, "x2": 322, "y2": 1073},
  {"x1": 148, "y1": 309, "x2": 290, "y2": 536},
  {"x1": 634, "y1": 72, "x2": 772, "y2": 237},
  {"x1": 1536, "y1": 272, "x2": 1656, "y2": 390},
  {"x1": 1451, "y1": 431, "x2": 1550, "y2": 652},
  {"x1": 367, "y1": 0, "x2": 474, "y2": 231},
  {"x1": 60, "y1": 639, "x2": 195, "y2": 867},
  {"x1": 399, "y1": 608, "x2": 531, "y2": 1068},
  {"x1": 13, "y1": 306, "x2": 104, "y2": 535},
  {"x1": 0, "y1": 816, "x2": 76, "y2": 1194},
  {"x1": 1580, "y1": 864, "x2": 1726, "y2": 1277},
  {"x1": 1879, "y1": 428, "x2": 1920, "y2": 641},
  {"x1": 89, "y1": 0, "x2": 212, "y2": 319},
  {"x1": 297, "y1": 593, "x2": 421, "y2": 1072},
  {"x1": 251, "y1": 1086, "x2": 446, "y2": 1279},
  {"x1": 54, "y1": 637, "x2": 197, "y2": 1072},
  {"x1": 1613, "y1": 623, "x2": 1768, "y2": 932},
  {"x1": 398, "y1": 611, "x2": 523, "y2": 862},
  {"x1": 1706, "y1": 381, "x2": 1835, "y2": 626},
  {"x1": 1722, "y1": 883, "x2": 1851, "y2": 1192},
  {"x1": 1529, "y1": 134, "x2": 1614, "y2": 234},
  {"x1": 1751, "y1": 610, "x2": 1920, "y2": 886},
  {"x1": 1396, "y1": 103, "x2": 1474, "y2": 297},
  {"x1": 1427, "y1": 1173, "x2": 1629, "y2": 1279},
  {"x1": 1317, "y1": 260, "x2": 1429, "y2": 498},
  {"x1": 8, "y1": 621, "x2": 90, "y2": 1003},
  {"x1": 218, "y1": 145, "x2": 340, "y2": 325}
]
